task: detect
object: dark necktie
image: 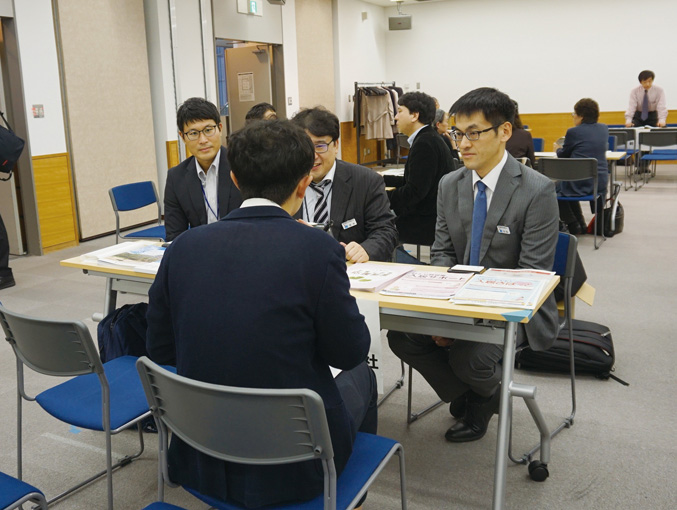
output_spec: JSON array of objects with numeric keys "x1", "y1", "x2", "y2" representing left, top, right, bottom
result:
[
  {"x1": 310, "y1": 179, "x2": 331, "y2": 223},
  {"x1": 641, "y1": 90, "x2": 649, "y2": 121},
  {"x1": 470, "y1": 181, "x2": 487, "y2": 266}
]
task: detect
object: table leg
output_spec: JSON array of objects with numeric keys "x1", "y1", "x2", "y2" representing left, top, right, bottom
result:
[
  {"x1": 101, "y1": 277, "x2": 118, "y2": 318},
  {"x1": 492, "y1": 321, "x2": 518, "y2": 510}
]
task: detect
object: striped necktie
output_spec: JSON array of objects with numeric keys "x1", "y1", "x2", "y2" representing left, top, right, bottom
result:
[{"x1": 310, "y1": 179, "x2": 331, "y2": 223}]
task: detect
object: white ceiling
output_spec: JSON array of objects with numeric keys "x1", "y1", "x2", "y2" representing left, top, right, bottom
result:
[{"x1": 360, "y1": 0, "x2": 448, "y2": 7}]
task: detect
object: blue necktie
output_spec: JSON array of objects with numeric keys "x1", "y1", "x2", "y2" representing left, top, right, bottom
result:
[
  {"x1": 470, "y1": 181, "x2": 487, "y2": 266},
  {"x1": 641, "y1": 90, "x2": 649, "y2": 121}
]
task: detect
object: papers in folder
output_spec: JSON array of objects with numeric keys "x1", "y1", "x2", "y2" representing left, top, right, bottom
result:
[
  {"x1": 82, "y1": 241, "x2": 166, "y2": 274},
  {"x1": 451, "y1": 268, "x2": 555, "y2": 309},
  {"x1": 380, "y1": 270, "x2": 473, "y2": 299}
]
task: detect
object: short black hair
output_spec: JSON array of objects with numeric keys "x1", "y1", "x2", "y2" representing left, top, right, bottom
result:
[
  {"x1": 290, "y1": 107, "x2": 340, "y2": 141},
  {"x1": 398, "y1": 92, "x2": 436, "y2": 125},
  {"x1": 227, "y1": 120, "x2": 314, "y2": 205},
  {"x1": 574, "y1": 98, "x2": 599, "y2": 124},
  {"x1": 449, "y1": 87, "x2": 515, "y2": 130},
  {"x1": 176, "y1": 97, "x2": 220, "y2": 132},
  {"x1": 245, "y1": 102, "x2": 277, "y2": 124},
  {"x1": 638, "y1": 70, "x2": 655, "y2": 82}
]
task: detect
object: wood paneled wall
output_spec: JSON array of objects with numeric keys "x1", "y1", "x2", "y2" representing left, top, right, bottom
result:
[
  {"x1": 166, "y1": 140, "x2": 180, "y2": 169},
  {"x1": 340, "y1": 122, "x2": 383, "y2": 165},
  {"x1": 32, "y1": 153, "x2": 78, "y2": 252}
]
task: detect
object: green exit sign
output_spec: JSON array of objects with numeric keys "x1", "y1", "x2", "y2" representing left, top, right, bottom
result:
[{"x1": 249, "y1": 1, "x2": 258, "y2": 14}]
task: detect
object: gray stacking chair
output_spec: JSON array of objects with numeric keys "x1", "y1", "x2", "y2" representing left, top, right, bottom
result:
[{"x1": 136, "y1": 357, "x2": 407, "y2": 510}]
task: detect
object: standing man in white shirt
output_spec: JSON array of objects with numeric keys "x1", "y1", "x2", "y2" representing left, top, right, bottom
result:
[
  {"x1": 164, "y1": 97, "x2": 242, "y2": 241},
  {"x1": 625, "y1": 70, "x2": 668, "y2": 128}
]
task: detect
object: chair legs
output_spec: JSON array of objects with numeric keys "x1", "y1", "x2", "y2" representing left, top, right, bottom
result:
[
  {"x1": 377, "y1": 360, "x2": 406, "y2": 407},
  {"x1": 406, "y1": 365, "x2": 444, "y2": 424}
]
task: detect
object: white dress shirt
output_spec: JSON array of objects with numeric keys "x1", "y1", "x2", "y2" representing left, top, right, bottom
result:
[{"x1": 195, "y1": 149, "x2": 221, "y2": 223}]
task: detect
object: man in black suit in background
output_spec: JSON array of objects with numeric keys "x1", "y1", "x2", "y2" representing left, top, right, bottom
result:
[
  {"x1": 385, "y1": 91, "x2": 454, "y2": 246},
  {"x1": 291, "y1": 107, "x2": 398, "y2": 262},
  {"x1": 164, "y1": 97, "x2": 242, "y2": 241}
]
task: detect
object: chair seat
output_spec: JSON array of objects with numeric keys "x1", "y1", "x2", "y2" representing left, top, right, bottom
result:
[
  {"x1": 187, "y1": 433, "x2": 400, "y2": 510},
  {"x1": 557, "y1": 194, "x2": 596, "y2": 202},
  {"x1": 142, "y1": 503, "x2": 188, "y2": 510},
  {"x1": 122, "y1": 225, "x2": 166, "y2": 240},
  {"x1": 0, "y1": 471, "x2": 44, "y2": 507},
  {"x1": 641, "y1": 154, "x2": 677, "y2": 161},
  {"x1": 35, "y1": 356, "x2": 157, "y2": 430}
]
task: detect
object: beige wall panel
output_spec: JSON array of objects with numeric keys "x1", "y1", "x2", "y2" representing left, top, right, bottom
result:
[
  {"x1": 295, "y1": 0, "x2": 335, "y2": 111},
  {"x1": 57, "y1": 0, "x2": 158, "y2": 239}
]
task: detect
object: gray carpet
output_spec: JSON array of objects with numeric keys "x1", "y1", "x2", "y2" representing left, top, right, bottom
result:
[{"x1": 0, "y1": 165, "x2": 675, "y2": 509}]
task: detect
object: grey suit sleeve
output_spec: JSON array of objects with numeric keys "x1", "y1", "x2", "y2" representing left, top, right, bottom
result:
[
  {"x1": 430, "y1": 174, "x2": 458, "y2": 267},
  {"x1": 164, "y1": 169, "x2": 188, "y2": 242},
  {"x1": 359, "y1": 173, "x2": 398, "y2": 262}
]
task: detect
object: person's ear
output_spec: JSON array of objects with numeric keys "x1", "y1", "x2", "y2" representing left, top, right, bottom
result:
[
  {"x1": 178, "y1": 131, "x2": 185, "y2": 142},
  {"x1": 499, "y1": 121, "x2": 512, "y2": 143},
  {"x1": 297, "y1": 174, "x2": 313, "y2": 199},
  {"x1": 230, "y1": 171, "x2": 240, "y2": 190}
]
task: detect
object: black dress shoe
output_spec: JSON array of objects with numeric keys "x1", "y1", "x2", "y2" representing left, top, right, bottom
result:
[
  {"x1": 0, "y1": 275, "x2": 15, "y2": 290},
  {"x1": 448, "y1": 392, "x2": 468, "y2": 419},
  {"x1": 445, "y1": 390, "x2": 499, "y2": 443}
]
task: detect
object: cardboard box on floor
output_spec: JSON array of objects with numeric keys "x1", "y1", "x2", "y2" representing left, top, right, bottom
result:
[{"x1": 557, "y1": 282, "x2": 595, "y2": 317}]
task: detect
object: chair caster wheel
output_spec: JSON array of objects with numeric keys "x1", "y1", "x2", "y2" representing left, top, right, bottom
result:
[{"x1": 528, "y1": 460, "x2": 549, "y2": 482}]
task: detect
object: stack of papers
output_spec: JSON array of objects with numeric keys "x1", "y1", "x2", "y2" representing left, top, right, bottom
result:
[
  {"x1": 347, "y1": 263, "x2": 414, "y2": 292},
  {"x1": 451, "y1": 268, "x2": 555, "y2": 309},
  {"x1": 83, "y1": 241, "x2": 166, "y2": 274},
  {"x1": 381, "y1": 270, "x2": 473, "y2": 299}
]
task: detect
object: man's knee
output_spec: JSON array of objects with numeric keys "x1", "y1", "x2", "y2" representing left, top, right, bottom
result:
[
  {"x1": 449, "y1": 345, "x2": 503, "y2": 390},
  {"x1": 387, "y1": 331, "x2": 434, "y2": 360}
]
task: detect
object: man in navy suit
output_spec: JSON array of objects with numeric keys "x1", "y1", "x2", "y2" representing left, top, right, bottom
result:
[
  {"x1": 147, "y1": 119, "x2": 377, "y2": 508},
  {"x1": 164, "y1": 97, "x2": 242, "y2": 241},
  {"x1": 291, "y1": 107, "x2": 398, "y2": 263}
]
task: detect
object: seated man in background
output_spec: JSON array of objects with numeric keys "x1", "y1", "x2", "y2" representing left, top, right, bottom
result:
[
  {"x1": 164, "y1": 97, "x2": 242, "y2": 241},
  {"x1": 245, "y1": 101, "x2": 278, "y2": 123},
  {"x1": 147, "y1": 119, "x2": 377, "y2": 508},
  {"x1": 385, "y1": 92, "x2": 454, "y2": 247},
  {"x1": 291, "y1": 106, "x2": 398, "y2": 262},
  {"x1": 433, "y1": 108, "x2": 460, "y2": 160},
  {"x1": 389, "y1": 87, "x2": 559, "y2": 443},
  {"x1": 625, "y1": 70, "x2": 667, "y2": 128}
]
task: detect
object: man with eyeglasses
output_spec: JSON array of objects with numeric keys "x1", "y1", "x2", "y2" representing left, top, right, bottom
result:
[
  {"x1": 164, "y1": 97, "x2": 242, "y2": 241},
  {"x1": 388, "y1": 88, "x2": 559, "y2": 443},
  {"x1": 290, "y1": 107, "x2": 397, "y2": 263}
]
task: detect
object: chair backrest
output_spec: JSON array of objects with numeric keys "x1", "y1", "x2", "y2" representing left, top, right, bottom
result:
[
  {"x1": 638, "y1": 130, "x2": 677, "y2": 148},
  {"x1": 532, "y1": 137, "x2": 544, "y2": 152},
  {"x1": 452, "y1": 157, "x2": 461, "y2": 170},
  {"x1": 0, "y1": 305, "x2": 103, "y2": 378},
  {"x1": 135, "y1": 357, "x2": 335, "y2": 465},
  {"x1": 608, "y1": 135, "x2": 617, "y2": 151},
  {"x1": 395, "y1": 132, "x2": 410, "y2": 150},
  {"x1": 608, "y1": 130, "x2": 628, "y2": 148},
  {"x1": 109, "y1": 181, "x2": 160, "y2": 212},
  {"x1": 552, "y1": 232, "x2": 578, "y2": 280},
  {"x1": 537, "y1": 157, "x2": 597, "y2": 182}
]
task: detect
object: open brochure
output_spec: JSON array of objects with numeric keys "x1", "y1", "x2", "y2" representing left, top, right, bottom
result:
[
  {"x1": 450, "y1": 268, "x2": 555, "y2": 309},
  {"x1": 380, "y1": 270, "x2": 473, "y2": 299},
  {"x1": 346, "y1": 263, "x2": 414, "y2": 292},
  {"x1": 82, "y1": 241, "x2": 165, "y2": 274}
]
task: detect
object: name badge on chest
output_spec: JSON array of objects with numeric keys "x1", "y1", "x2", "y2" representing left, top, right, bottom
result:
[
  {"x1": 342, "y1": 218, "x2": 357, "y2": 230},
  {"x1": 497, "y1": 225, "x2": 510, "y2": 235}
]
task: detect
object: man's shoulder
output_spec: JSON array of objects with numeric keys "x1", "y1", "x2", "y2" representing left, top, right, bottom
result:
[
  {"x1": 167, "y1": 156, "x2": 194, "y2": 178},
  {"x1": 336, "y1": 160, "x2": 382, "y2": 183}
]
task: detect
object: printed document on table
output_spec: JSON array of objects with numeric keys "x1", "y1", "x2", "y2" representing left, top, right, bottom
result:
[
  {"x1": 451, "y1": 268, "x2": 555, "y2": 309},
  {"x1": 380, "y1": 270, "x2": 473, "y2": 299},
  {"x1": 347, "y1": 263, "x2": 414, "y2": 292},
  {"x1": 88, "y1": 241, "x2": 166, "y2": 274}
]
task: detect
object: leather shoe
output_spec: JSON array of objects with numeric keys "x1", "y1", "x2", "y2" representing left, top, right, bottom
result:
[
  {"x1": 445, "y1": 390, "x2": 499, "y2": 443},
  {"x1": 448, "y1": 392, "x2": 468, "y2": 420},
  {"x1": 0, "y1": 274, "x2": 15, "y2": 290}
]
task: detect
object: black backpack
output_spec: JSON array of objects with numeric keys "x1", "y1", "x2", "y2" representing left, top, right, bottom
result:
[
  {"x1": 515, "y1": 319, "x2": 628, "y2": 385},
  {"x1": 96, "y1": 303, "x2": 149, "y2": 362},
  {"x1": 0, "y1": 111, "x2": 25, "y2": 178}
]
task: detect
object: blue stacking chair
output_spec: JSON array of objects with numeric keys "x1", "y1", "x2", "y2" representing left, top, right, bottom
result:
[
  {"x1": 532, "y1": 137, "x2": 544, "y2": 152},
  {"x1": 0, "y1": 305, "x2": 157, "y2": 510},
  {"x1": 0, "y1": 470, "x2": 48, "y2": 510},
  {"x1": 608, "y1": 129, "x2": 637, "y2": 191},
  {"x1": 109, "y1": 181, "x2": 165, "y2": 244},
  {"x1": 639, "y1": 130, "x2": 677, "y2": 182},
  {"x1": 538, "y1": 157, "x2": 605, "y2": 249},
  {"x1": 136, "y1": 357, "x2": 408, "y2": 510}
]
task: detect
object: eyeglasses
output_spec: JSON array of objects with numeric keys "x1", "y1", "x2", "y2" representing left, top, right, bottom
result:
[
  {"x1": 450, "y1": 125, "x2": 502, "y2": 142},
  {"x1": 314, "y1": 140, "x2": 335, "y2": 154},
  {"x1": 183, "y1": 125, "x2": 219, "y2": 141}
]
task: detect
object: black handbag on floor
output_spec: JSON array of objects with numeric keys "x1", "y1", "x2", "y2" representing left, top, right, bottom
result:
[
  {"x1": 0, "y1": 111, "x2": 25, "y2": 177},
  {"x1": 515, "y1": 319, "x2": 628, "y2": 385}
]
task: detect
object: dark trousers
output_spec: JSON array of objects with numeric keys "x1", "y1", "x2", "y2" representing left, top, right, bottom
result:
[
  {"x1": 0, "y1": 213, "x2": 12, "y2": 278},
  {"x1": 631, "y1": 110, "x2": 658, "y2": 127},
  {"x1": 558, "y1": 195, "x2": 605, "y2": 232},
  {"x1": 387, "y1": 331, "x2": 504, "y2": 401},
  {"x1": 335, "y1": 361, "x2": 378, "y2": 435}
]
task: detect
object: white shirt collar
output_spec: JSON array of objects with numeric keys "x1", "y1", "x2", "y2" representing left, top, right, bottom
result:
[
  {"x1": 315, "y1": 161, "x2": 337, "y2": 185},
  {"x1": 472, "y1": 150, "x2": 508, "y2": 193},
  {"x1": 240, "y1": 198, "x2": 282, "y2": 209},
  {"x1": 407, "y1": 124, "x2": 427, "y2": 146},
  {"x1": 195, "y1": 148, "x2": 221, "y2": 180}
]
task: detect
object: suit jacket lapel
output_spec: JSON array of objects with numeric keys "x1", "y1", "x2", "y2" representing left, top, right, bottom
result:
[
  {"x1": 481, "y1": 158, "x2": 520, "y2": 262},
  {"x1": 457, "y1": 170, "x2": 474, "y2": 264},
  {"x1": 186, "y1": 160, "x2": 208, "y2": 224},
  {"x1": 330, "y1": 161, "x2": 352, "y2": 233}
]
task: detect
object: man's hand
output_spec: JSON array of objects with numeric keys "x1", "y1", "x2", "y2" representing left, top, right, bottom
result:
[
  {"x1": 341, "y1": 242, "x2": 369, "y2": 263},
  {"x1": 625, "y1": 122, "x2": 633, "y2": 127},
  {"x1": 297, "y1": 219, "x2": 312, "y2": 226},
  {"x1": 658, "y1": 121, "x2": 666, "y2": 128},
  {"x1": 432, "y1": 335, "x2": 453, "y2": 347}
]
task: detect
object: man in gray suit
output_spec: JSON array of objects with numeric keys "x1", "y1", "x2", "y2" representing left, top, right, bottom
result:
[
  {"x1": 291, "y1": 107, "x2": 398, "y2": 262},
  {"x1": 389, "y1": 88, "x2": 559, "y2": 442}
]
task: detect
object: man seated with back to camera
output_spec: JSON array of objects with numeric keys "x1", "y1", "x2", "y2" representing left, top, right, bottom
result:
[
  {"x1": 146, "y1": 119, "x2": 377, "y2": 509},
  {"x1": 164, "y1": 97, "x2": 242, "y2": 242},
  {"x1": 245, "y1": 102, "x2": 278, "y2": 124},
  {"x1": 388, "y1": 87, "x2": 559, "y2": 443},
  {"x1": 291, "y1": 106, "x2": 398, "y2": 263}
]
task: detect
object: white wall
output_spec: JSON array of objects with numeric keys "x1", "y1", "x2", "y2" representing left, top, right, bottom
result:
[
  {"x1": 382, "y1": 0, "x2": 677, "y2": 114},
  {"x1": 280, "y1": 0, "x2": 300, "y2": 118},
  {"x1": 212, "y1": 0, "x2": 283, "y2": 44},
  {"x1": 333, "y1": 0, "x2": 389, "y2": 122},
  {"x1": 13, "y1": 0, "x2": 66, "y2": 156}
]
